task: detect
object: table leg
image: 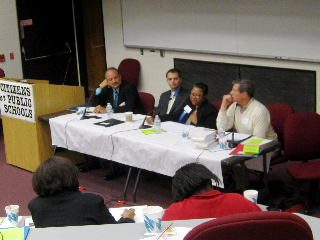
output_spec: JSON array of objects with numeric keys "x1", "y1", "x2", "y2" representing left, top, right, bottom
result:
[
  {"x1": 133, "y1": 169, "x2": 142, "y2": 203},
  {"x1": 240, "y1": 161, "x2": 247, "y2": 192},
  {"x1": 52, "y1": 145, "x2": 58, "y2": 156},
  {"x1": 263, "y1": 153, "x2": 268, "y2": 184},
  {"x1": 123, "y1": 167, "x2": 132, "y2": 201}
]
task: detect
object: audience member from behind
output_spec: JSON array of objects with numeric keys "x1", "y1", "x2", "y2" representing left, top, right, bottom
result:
[
  {"x1": 178, "y1": 82, "x2": 218, "y2": 129},
  {"x1": 28, "y1": 156, "x2": 135, "y2": 228},
  {"x1": 162, "y1": 163, "x2": 261, "y2": 221}
]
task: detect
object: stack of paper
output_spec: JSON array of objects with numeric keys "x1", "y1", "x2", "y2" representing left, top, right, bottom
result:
[
  {"x1": 192, "y1": 130, "x2": 217, "y2": 149},
  {"x1": 229, "y1": 144, "x2": 264, "y2": 157}
]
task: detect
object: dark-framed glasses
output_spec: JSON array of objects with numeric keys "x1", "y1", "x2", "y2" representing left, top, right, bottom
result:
[{"x1": 190, "y1": 93, "x2": 203, "y2": 99}]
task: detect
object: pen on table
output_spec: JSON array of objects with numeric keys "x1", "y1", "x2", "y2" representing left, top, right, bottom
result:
[{"x1": 157, "y1": 223, "x2": 173, "y2": 240}]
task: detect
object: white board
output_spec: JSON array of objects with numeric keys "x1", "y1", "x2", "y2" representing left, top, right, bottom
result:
[{"x1": 121, "y1": 0, "x2": 320, "y2": 62}]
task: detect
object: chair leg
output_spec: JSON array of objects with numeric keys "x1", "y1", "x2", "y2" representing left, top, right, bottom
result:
[
  {"x1": 279, "y1": 180, "x2": 319, "y2": 215},
  {"x1": 304, "y1": 180, "x2": 319, "y2": 215},
  {"x1": 279, "y1": 196, "x2": 308, "y2": 210},
  {"x1": 133, "y1": 169, "x2": 142, "y2": 203}
]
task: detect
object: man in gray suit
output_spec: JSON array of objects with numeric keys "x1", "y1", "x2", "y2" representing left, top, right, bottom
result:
[{"x1": 147, "y1": 68, "x2": 190, "y2": 124}]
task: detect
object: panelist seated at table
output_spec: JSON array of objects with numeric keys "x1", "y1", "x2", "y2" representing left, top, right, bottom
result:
[
  {"x1": 147, "y1": 68, "x2": 190, "y2": 124},
  {"x1": 216, "y1": 79, "x2": 278, "y2": 189},
  {"x1": 216, "y1": 79, "x2": 277, "y2": 140},
  {"x1": 177, "y1": 83, "x2": 218, "y2": 129},
  {"x1": 28, "y1": 156, "x2": 135, "y2": 228},
  {"x1": 91, "y1": 67, "x2": 145, "y2": 115},
  {"x1": 162, "y1": 163, "x2": 261, "y2": 221}
]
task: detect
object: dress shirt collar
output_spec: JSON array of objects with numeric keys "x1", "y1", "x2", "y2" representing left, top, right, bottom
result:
[
  {"x1": 239, "y1": 98, "x2": 254, "y2": 114},
  {"x1": 171, "y1": 87, "x2": 181, "y2": 98}
]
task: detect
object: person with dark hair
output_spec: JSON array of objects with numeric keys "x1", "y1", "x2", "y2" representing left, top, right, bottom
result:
[
  {"x1": 217, "y1": 79, "x2": 276, "y2": 140},
  {"x1": 91, "y1": 67, "x2": 145, "y2": 115},
  {"x1": 162, "y1": 163, "x2": 261, "y2": 221},
  {"x1": 28, "y1": 156, "x2": 135, "y2": 228},
  {"x1": 178, "y1": 82, "x2": 218, "y2": 129},
  {"x1": 147, "y1": 68, "x2": 190, "y2": 124}
]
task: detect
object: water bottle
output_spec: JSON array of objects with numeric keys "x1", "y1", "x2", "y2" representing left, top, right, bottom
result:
[
  {"x1": 154, "y1": 115, "x2": 161, "y2": 134},
  {"x1": 106, "y1": 103, "x2": 113, "y2": 119},
  {"x1": 218, "y1": 125, "x2": 225, "y2": 138},
  {"x1": 218, "y1": 125, "x2": 227, "y2": 149}
]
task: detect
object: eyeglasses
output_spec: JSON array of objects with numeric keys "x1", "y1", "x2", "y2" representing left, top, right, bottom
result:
[{"x1": 190, "y1": 93, "x2": 203, "y2": 99}]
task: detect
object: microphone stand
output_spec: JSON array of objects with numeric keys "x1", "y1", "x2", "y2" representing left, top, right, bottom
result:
[
  {"x1": 80, "y1": 88, "x2": 101, "y2": 120},
  {"x1": 228, "y1": 103, "x2": 238, "y2": 148},
  {"x1": 139, "y1": 108, "x2": 157, "y2": 129}
]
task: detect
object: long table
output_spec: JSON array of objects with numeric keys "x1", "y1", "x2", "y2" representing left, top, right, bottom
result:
[
  {"x1": 41, "y1": 111, "x2": 280, "y2": 199},
  {"x1": 2, "y1": 209, "x2": 320, "y2": 240}
]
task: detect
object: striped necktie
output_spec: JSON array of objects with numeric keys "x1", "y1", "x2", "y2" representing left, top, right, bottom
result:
[
  {"x1": 166, "y1": 91, "x2": 176, "y2": 114},
  {"x1": 113, "y1": 89, "x2": 118, "y2": 107}
]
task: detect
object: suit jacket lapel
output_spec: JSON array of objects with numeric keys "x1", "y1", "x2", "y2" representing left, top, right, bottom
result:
[
  {"x1": 116, "y1": 82, "x2": 125, "y2": 107},
  {"x1": 171, "y1": 88, "x2": 185, "y2": 112}
]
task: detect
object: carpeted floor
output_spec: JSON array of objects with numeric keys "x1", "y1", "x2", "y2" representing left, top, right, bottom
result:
[
  {"x1": 0, "y1": 132, "x2": 173, "y2": 216},
  {"x1": 1, "y1": 131, "x2": 319, "y2": 218}
]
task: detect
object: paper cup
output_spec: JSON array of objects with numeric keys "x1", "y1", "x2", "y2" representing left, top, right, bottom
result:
[
  {"x1": 77, "y1": 107, "x2": 86, "y2": 115},
  {"x1": 5, "y1": 205, "x2": 19, "y2": 225},
  {"x1": 142, "y1": 206, "x2": 164, "y2": 233},
  {"x1": 182, "y1": 129, "x2": 189, "y2": 139},
  {"x1": 125, "y1": 112, "x2": 133, "y2": 122},
  {"x1": 243, "y1": 190, "x2": 258, "y2": 203}
]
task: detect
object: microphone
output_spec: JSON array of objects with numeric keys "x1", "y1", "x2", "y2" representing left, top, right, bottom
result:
[
  {"x1": 139, "y1": 107, "x2": 157, "y2": 129},
  {"x1": 80, "y1": 88, "x2": 101, "y2": 120},
  {"x1": 228, "y1": 103, "x2": 239, "y2": 148}
]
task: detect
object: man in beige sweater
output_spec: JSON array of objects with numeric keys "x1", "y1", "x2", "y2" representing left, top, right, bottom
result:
[
  {"x1": 217, "y1": 79, "x2": 277, "y2": 189},
  {"x1": 217, "y1": 79, "x2": 277, "y2": 141}
]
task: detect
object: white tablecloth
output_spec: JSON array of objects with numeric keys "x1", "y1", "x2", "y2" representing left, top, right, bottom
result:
[{"x1": 49, "y1": 113, "x2": 229, "y2": 186}]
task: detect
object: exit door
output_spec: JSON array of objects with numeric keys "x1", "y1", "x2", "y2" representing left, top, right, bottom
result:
[{"x1": 16, "y1": 0, "x2": 87, "y2": 87}]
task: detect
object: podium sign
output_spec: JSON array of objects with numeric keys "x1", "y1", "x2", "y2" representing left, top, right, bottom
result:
[
  {"x1": 0, "y1": 80, "x2": 35, "y2": 123},
  {"x1": 0, "y1": 78, "x2": 85, "y2": 172}
]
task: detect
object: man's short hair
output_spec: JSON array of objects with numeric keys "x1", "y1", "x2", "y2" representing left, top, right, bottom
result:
[
  {"x1": 194, "y1": 82, "x2": 209, "y2": 96},
  {"x1": 172, "y1": 163, "x2": 221, "y2": 203},
  {"x1": 232, "y1": 79, "x2": 255, "y2": 98},
  {"x1": 105, "y1": 67, "x2": 120, "y2": 75},
  {"x1": 166, "y1": 68, "x2": 182, "y2": 78},
  {"x1": 32, "y1": 156, "x2": 79, "y2": 197}
]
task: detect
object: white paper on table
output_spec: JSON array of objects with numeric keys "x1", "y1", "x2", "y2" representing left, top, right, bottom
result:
[
  {"x1": 160, "y1": 122, "x2": 195, "y2": 134},
  {"x1": 140, "y1": 227, "x2": 192, "y2": 240},
  {"x1": 109, "y1": 205, "x2": 147, "y2": 223},
  {"x1": 0, "y1": 216, "x2": 22, "y2": 228}
]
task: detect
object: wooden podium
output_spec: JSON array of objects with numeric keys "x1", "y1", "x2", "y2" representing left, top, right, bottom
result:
[{"x1": 1, "y1": 78, "x2": 85, "y2": 172}]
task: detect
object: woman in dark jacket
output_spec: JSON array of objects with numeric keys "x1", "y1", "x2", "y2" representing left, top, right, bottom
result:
[
  {"x1": 28, "y1": 156, "x2": 135, "y2": 228},
  {"x1": 179, "y1": 82, "x2": 218, "y2": 129}
]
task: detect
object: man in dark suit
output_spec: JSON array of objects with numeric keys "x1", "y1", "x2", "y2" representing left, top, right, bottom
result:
[
  {"x1": 82, "y1": 67, "x2": 145, "y2": 179},
  {"x1": 147, "y1": 68, "x2": 189, "y2": 123},
  {"x1": 91, "y1": 67, "x2": 145, "y2": 115}
]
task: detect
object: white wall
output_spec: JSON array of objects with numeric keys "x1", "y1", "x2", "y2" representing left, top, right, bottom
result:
[
  {"x1": 0, "y1": 0, "x2": 23, "y2": 78},
  {"x1": 102, "y1": 0, "x2": 320, "y2": 113}
]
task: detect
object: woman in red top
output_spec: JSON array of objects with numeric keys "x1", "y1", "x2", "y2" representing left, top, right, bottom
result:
[{"x1": 162, "y1": 163, "x2": 261, "y2": 221}]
